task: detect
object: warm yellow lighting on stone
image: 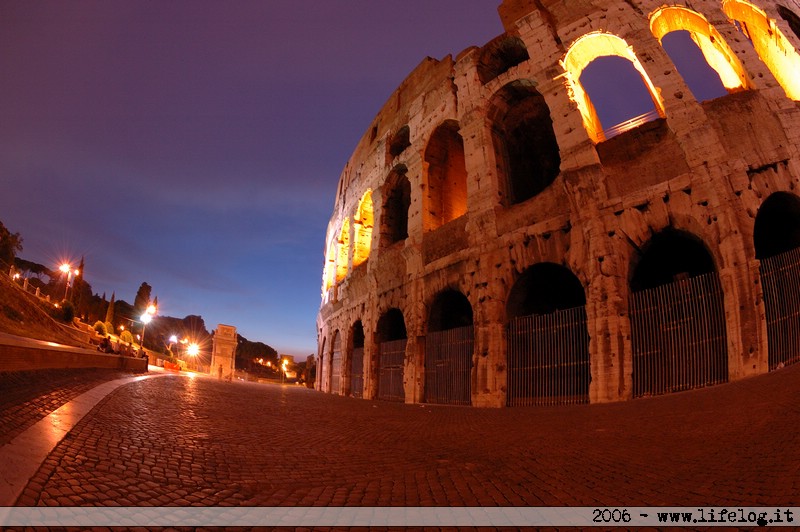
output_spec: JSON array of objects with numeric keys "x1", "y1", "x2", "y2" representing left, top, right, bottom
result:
[
  {"x1": 323, "y1": 241, "x2": 336, "y2": 292},
  {"x1": 335, "y1": 217, "x2": 350, "y2": 283},
  {"x1": 353, "y1": 189, "x2": 373, "y2": 268},
  {"x1": 650, "y1": 6, "x2": 751, "y2": 92},
  {"x1": 561, "y1": 31, "x2": 665, "y2": 143},
  {"x1": 723, "y1": 0, "x2": 800, "y2": 100}
]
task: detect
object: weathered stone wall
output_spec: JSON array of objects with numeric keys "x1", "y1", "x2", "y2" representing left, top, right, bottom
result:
[{"x1": 317, "y1": 0, "x2": 800, "y2": 406}]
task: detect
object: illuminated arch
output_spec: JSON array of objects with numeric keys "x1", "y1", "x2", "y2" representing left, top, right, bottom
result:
[
  {"x1": 335, "y1": 218, "x2": 350, "y2": 283},
  {"x1": 353, "y1": 190, "x2": 373, "y2": 267},
  {"x1": 561, "y1": 32, "x2": 666, "y2": 143},
  {"x1": 323, "y1": 241, "x2": 336, "y2": 292},
  {"x1": 423, "y1": 120, "x2": 467, "y2": 230},
  {"x1": 650, "y1": 6, "x2": 752, "y2": 93},
  {"x1": 722, "y1": 0, "x2": 800, "y2": 100}
]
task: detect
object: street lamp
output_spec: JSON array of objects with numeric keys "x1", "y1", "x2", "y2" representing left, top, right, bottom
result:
[
  {"x1": 140, "y1": 312, "x2": 152, "y2": 349},
  {"x1": 281, "y1": 359, "x2": 288, "y2": 384},
  {"x1": 59, "y1": 263, "x2": 80, "y2": 300}
]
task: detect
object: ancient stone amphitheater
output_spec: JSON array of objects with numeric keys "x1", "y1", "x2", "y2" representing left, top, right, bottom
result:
[{"x1": 316, "y1": 0, "x2": 800, "y2": 407}]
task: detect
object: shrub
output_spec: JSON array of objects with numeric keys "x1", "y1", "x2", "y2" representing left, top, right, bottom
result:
[
  {"x1": 105, "y1": 321, "x2": 114, "y2": 336},
  {"x1": 93, "y1": 320, "x2": 107, "y2": 336},
  {"x1": 120, "y1": 330, "x2": 133, "y2": 344},
  {"x1": 59, "y1": 300, "x2": 75, "y2": 323}
]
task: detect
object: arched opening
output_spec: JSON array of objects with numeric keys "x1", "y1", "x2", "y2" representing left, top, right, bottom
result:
[
  {"x1": 376, "y1": 308, "x2": 407, "y2": 402},
  {"x1": 335, "y1": 218, "x2": 350, "y2": 283},
  {"x1": 318, "y1": 336, "x2": 328, "y2": 392},
  {"x1": 561, "y1": 32, "x2": 666, "y2": 142},
  {"x1": 322, "y1": 242, "x2": 336, "y2": 294},
  {"x1": 353, "y1": 190, "x2": 373, "y2": 268},
  {"x1": 424, "y1": 289, "x2": 474, "y2": 405},
  {"x1": 387, "y1": 125, "x2": 411, "y2": 160},
  {"x1": 423, "y1": 121, "x2": 468, "y2": 231},
  {"x1": 723, "y1": 0, "x2": 800, "y2": 100},
  {"x1": 330, "y1": 330, "x2": 342, "y2": 395},
  {"x1": 349, "y1": 320, "x2": 365, "y2": 398},
  {"x1": 380, "y1": 167, "x2": 411, "y2": 248},
  {"x1": 477, "y1": 35, "x2": 530, "y2": 84},
  {"x1": 505, "y1": 263, "x2": 590, "y2": 406},
  {"x1": 650, "y1": 6, "x2": 751, "y2": 102},
  {"x1": 754, "y1": 191, "x2": 800, "y2": 259},
  {"x1": 629, "y1": 228, "x2": 728, "y2": 397},
  {"x1": 489, "y1": 81, "x2": 561, "y2": 206},
  {"x1": 778, "y1": 4, "x2": 800, "y2": 40},
  {"x1": 755, "y1": 192, "x2": 800, "y2": 369}
]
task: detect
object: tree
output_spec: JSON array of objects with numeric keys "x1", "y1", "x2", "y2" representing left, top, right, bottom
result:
[
  {"x1": 133, "y1": 282, "x2": 152, "y2": 314},
  {"x1": 0, "y1": 220, "x2": 22, "y2": 269},
  {"x1": 105, "y1": 292, "x2": 116, "y2": 325}
]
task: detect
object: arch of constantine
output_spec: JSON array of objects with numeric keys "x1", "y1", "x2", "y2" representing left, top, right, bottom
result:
[{"x1": 317, "y1": 0, "x2": 800, "y2": 407}]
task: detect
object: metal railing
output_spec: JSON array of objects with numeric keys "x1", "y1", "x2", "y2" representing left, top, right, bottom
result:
[
  {"x1": 377, "y1": 339, "x2": 406, "y2": 402},
  {"x1": 506, "y1": 306, "x2": 590, "y2": 406},
  {"x1": 630, "y1": 272, "x2": 728, "y2": 398},
  {"x1": 350, "y1": 347, "x2": 364, "y2": 398},
  {"x1": 602, "y1": 109, "x2": 661, "y2": 140},
  {"x1": 761, "y1": 246, "x2": 800, "y2": 370},
  {"x1": 424, "y1": 325, "x2": 473, "y2": 406}
]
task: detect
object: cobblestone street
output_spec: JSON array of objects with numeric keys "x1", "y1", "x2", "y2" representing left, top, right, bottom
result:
[{"x1": 2, "y1": 361, "x2": 796, "y2": 509}]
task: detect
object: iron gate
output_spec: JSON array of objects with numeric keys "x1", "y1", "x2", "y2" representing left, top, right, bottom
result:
[
  {"x1": 424, "y1": 325, "x2": 473, "y2": 405},
  {"x1": 318, "y1": 353, "x2": 328, "y2": 392},
  {"x1": 330, "y1": 340, "x2": 342, "y2": 394},
  {"x1": 629, "y1": 272, "x2": 728, "y2": 397},
  {"x1": 350, "y1": 347, "x2": 364, "y2": 398},
  {"x1": 377, "y1": 339, "x2": 406, "y2": 402},
  {"x1": 761, "y1": 246, "x2": 800, "y2": 370},
  {"x1": 506, "y1": 306, "x2": 590, "y2": 406}
]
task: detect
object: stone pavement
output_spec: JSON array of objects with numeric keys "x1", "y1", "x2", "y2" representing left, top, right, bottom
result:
[{"x1": 4, "y1": 363, "x2": 800, "y2": 509}]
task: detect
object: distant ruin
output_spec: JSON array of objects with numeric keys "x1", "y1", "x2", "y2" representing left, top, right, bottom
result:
[{"x1": 317, "y1": 0, "x2": 800, "y2": 406}]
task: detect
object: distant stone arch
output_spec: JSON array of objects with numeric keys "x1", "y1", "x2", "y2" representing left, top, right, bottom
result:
[
  {"x1": 423, "y1": 120, "x2": 468, "y2": 231},
  {"x1": 561, "y1": 31, "x2": 665, "y2": 142},
  {"x1": 723, "y1": 0, "x2": 800, "y2": 100},
  {"x1": 488, "y1": 81, "x2": 561, "y2": 205}
]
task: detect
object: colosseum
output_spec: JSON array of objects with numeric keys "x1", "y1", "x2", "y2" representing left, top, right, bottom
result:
[{"x1": 316, "y1": 0, "x2": 800, "y2": 407}]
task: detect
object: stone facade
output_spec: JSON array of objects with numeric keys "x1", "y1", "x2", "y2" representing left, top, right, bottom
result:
[
  {"x1": 211, "y1": 324, "x2": 237, "y2": 380},
  {"x1": 317, "y1": 0, "x2": 800, "y2": 406}
]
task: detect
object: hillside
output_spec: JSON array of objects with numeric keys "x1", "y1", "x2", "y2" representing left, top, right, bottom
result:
[{"x1": 0, "y1": 273, "x2": 91, "y2": 348}]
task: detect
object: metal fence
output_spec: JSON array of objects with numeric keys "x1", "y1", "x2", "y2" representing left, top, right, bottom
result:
[
  {"x1": 424, "y1": 326, "x2": 473, "y2": 405},
  {"x1": 629, "y1": 272, "x2": 728, "y2": 398},
  {"x1": 506, "y1": 306, "x2": 590, "y2": 406},
  {"x1": 350, "y1": 347, "x2": 364, "y2": 398},
  {"x1": 330, "y1": 340, "x2": 342, "y2": 395},
  {"x1": 761, "y1": 246, "x2": 800, "y2": 370},
  {"x1": 377, "y1": 339, "x2": 406, "y2": 402}
]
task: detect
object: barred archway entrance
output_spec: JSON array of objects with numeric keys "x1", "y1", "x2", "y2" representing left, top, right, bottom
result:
[
  {"x1": 424, "y1": 290, "x2": 473, "y2": 405},
  {"x1": 350, "y1": 321, "x2": 365, "y2": 398},
  {"x1": 755, "y1": 192, "x2": 800, "y2": 370},
  {"x1": 330, "y1": 330, "x2": 342, "y2": 394},
  {"x1": 505, "y1": 263, "x2": 590, "y2": 406},
  {"x1": 376, "y1": 308, "x2": 406, "y2": 402},
  {"x1": 629, "y1": 229, "x2": 728, "y2": 397}
]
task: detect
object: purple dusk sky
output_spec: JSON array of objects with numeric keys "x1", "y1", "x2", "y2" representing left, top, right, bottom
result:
[
  {"x1": 0, "y1": 1, "x2": 722, "y2": 358},
  {"x1": 0, "y1": 1, "x2": 505, "y2": 357}
]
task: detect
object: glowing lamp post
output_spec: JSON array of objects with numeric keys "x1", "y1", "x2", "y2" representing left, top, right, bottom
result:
[
  {"x1": 59, "y1": 263, "x2": 80, "y2": 300},
  {"x1": 140, "y1": 312, "x2": 152, "y2": 350},
  {"x1": 187, "y1": 343, "x2": 199, "y2": 371},
  {"x1": 281, "y1": 359, "x2": 288, "y2": 384}
]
